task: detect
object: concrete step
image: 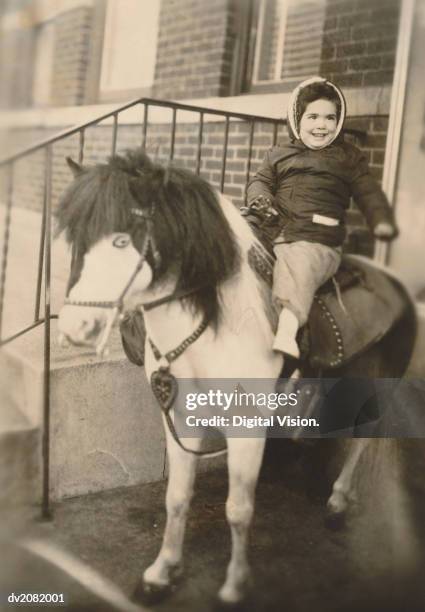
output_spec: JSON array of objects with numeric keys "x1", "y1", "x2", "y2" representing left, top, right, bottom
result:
[
  {"x1": 0, "y1": 396, "x2": 40, "y2": 511},
  {"x1": 1, "y1": 321, "x2": 166, "y2": 502}
]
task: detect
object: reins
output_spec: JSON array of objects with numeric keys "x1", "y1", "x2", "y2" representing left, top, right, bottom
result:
[{"x1": 142, "y1": 286, "x2": 205, "y2": 312}]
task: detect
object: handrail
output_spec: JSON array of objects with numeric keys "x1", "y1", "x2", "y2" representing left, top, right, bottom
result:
[
  {"x1": 0, "y1": 97, "x2": 288, "y2": 167},
  {"x1": 0, "y1": 317, "x2": 57, "y2": 348},
  {"x1": 0, "y1": 96, "x2": 289, "y2": 348}
]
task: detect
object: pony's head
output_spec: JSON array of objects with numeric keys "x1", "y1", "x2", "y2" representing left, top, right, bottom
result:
[{"x1": 57, "y1": 149, "x2": 241, "y2": 351}]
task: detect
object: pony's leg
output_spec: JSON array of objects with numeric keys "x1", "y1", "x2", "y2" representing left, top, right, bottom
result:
[
  {"x1": 218, "y1": 436, "x2": 266, "y2": 605},
  {"x1": 327, "y1": 438, "x2": 370, "y2": 521},
  {"x1": 142, "y1": 424, "x2": 201, "y2": 593}
]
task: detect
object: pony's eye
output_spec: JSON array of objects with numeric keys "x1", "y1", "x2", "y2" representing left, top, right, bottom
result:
[{"x1": 113, "y1": 234, "x2": 131, "y2": 248}]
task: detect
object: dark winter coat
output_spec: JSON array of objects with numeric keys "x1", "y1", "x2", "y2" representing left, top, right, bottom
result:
[{"x1": 246, "y1": 138, "x2": 396, "y2": 247}]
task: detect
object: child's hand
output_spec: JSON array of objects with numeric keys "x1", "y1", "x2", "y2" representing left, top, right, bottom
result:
[{"x1": 374, "y1": 222, "x2": 396, "y2": 240}]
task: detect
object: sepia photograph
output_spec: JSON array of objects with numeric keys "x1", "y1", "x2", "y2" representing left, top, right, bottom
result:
[{"x1": 0, "y1": 0, "x2": 425, "y2": 610}]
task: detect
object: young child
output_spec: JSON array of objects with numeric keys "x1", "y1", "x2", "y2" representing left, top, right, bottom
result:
[{"x1": 245, "y1": 77, "x2": 396, "y2": 371}]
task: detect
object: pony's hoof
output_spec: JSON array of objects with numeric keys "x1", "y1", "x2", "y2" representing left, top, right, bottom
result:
[
  {"x1": 133, "y1": 580, "x2": 176, "y2": 605},
  {"x1": 134, "y1": 564, "x2": 183, "y2": 605},
  {"x1": 213, "y1": 596, "x2": 249, "y2": 612},
  {"x1": 215, "y1": 579, "x2": 253, "y2": 611},
  {"x1": 324, "y1": 508, "x2": 347, "y2": 530}
]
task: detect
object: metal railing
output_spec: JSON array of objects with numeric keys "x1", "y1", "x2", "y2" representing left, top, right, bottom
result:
[{"x1": 0, "y1": 94, "x2": 367, "y2": 517}]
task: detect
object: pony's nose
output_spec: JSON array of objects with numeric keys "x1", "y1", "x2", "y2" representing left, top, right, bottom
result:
[
  {"x1": 80, "y1": 318, "x2": 102, "y2": 341},
  {"x1": 60, "y1": 322, "x2": 100, "y2": 347},
  {"x1": 58, "y1": 308, "x2": 103, "y2": 346}
]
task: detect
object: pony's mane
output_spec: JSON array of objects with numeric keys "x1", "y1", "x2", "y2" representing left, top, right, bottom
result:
[{"x1": 56, "y1": 149, "x2": 243, "y2": 327}]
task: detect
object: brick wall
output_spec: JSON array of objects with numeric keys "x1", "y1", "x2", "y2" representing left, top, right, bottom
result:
[
  {"x1": 8, "y1": 114, "x2": 389, "y2": 257},
  {"x1": 344, "y1": 116, "x2": 389, "y2": 255},
  {"x1": 320, "y1": 0, "x2": 400, "y2": 88},
  {"x1": 50, "y1": 6, "x2": 93, "y2": 106},
  {"x1": 152, "y1": 0, "x2": 236, "y2": 99}
]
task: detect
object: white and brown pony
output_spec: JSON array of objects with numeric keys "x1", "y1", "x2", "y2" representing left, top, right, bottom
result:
[{"x1": 56, "y1": 150, "x2": 415, "y2": 606}]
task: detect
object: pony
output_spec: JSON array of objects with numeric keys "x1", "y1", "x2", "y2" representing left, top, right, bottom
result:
[{"x1": 56, "y1": 149, "x2": 415, "y2": 606}]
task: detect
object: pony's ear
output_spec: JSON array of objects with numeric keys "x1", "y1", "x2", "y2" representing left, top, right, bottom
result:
[{"x1": 66, "y1": 157, "x2": 84, "y2": 177}]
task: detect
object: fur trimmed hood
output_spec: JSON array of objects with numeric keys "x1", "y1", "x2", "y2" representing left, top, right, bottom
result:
[{"x1": 287, "y1": 77, "x2": 346, "y2": 146}]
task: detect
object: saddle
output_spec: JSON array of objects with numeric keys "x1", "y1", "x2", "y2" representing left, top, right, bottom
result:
[
  {"x1": 249, "y1": 247, "x2": 408, "y2": 370},
  {"x1": 302, "y1": 256, "x2": 408, "y2": 369}
]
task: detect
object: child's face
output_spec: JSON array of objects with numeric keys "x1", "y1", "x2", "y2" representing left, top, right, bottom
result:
[{"x1": 299, "y1": 98, "x2": 337, "y2": 149}]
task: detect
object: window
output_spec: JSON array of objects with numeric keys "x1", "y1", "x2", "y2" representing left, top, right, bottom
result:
[
  {"x1": 252, "y1": 0, "x2": 326, "y2": 85},
  {"x1": 99, "y1": 0, "x2": 160, "y2": 100}
]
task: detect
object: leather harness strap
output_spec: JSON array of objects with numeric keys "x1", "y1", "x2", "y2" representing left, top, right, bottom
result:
[{"x1": 148, "y1": 318, "x2": 227, "y2": 458}]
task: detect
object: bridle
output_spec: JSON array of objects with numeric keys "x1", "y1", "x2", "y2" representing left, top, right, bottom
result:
[
  {"x1": 64, "y1": 206, "x2": 162, "y2": 356},
  {"x1": 63, "y1": 205, "x2": 206, "y2": 357}
]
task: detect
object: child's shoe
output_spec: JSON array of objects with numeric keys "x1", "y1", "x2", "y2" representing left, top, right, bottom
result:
[{"x1": 272, "y1": 308, "x2": 300, "y2": 358}]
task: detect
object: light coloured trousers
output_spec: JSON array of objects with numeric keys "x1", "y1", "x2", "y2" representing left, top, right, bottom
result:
[{"x1": 272, "y1": 240, "x2": 342, "y2": 326}]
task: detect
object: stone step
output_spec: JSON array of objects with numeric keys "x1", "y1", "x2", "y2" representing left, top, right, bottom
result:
[
  {"x1": 1, "y1": 320, "x2": 166, "y2": 502},
  {"x1": 0, "y1": 397, "x2": 40, "y2": 511},
  {"x1": 0, "y1": 201, "x2": 166, "y2": 501}
]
